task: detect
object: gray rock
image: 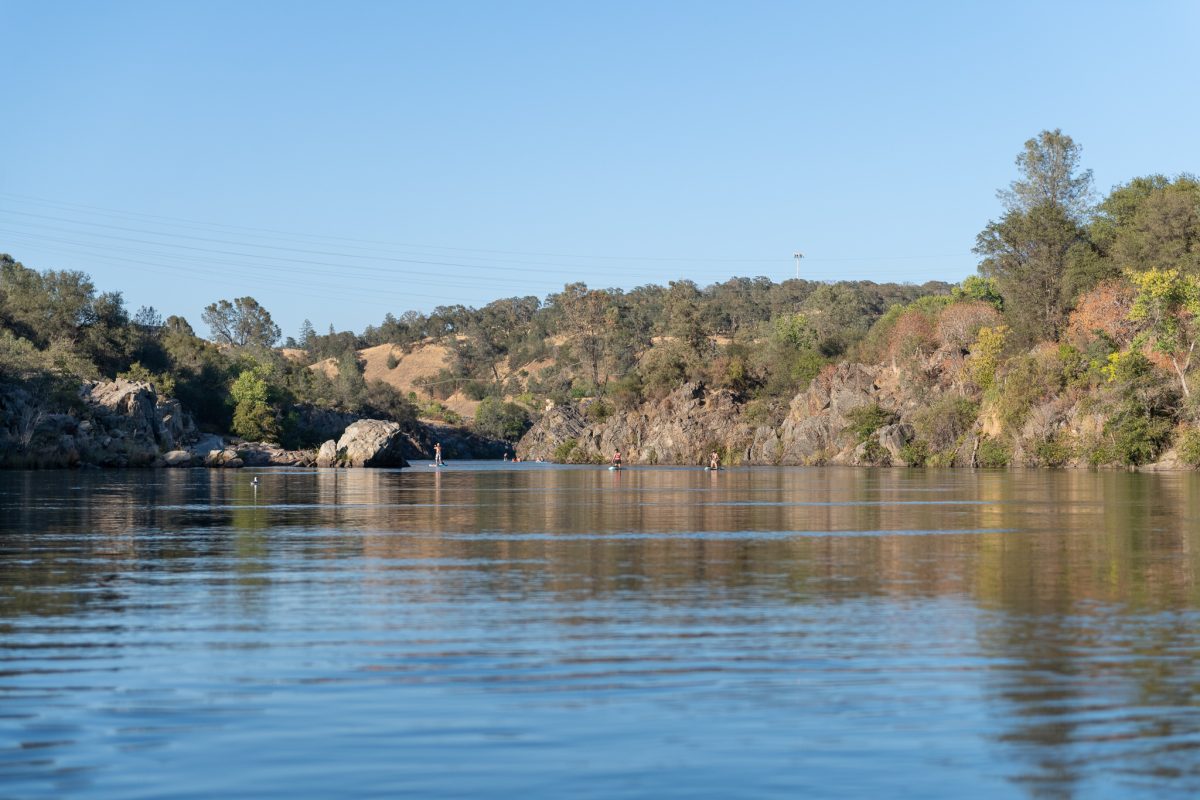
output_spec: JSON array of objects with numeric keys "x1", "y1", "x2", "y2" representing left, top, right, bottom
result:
[
  {"x1": 163, "y1": 450, "x2": 194, "y2": 467},
  {"x1": 316, "y1": 440, "x2": 338, "y2": 468},
  {"x1": 333, "y1": 420, "x2": 409, "y2": 468},
  {"x1": 877, "y1": 423, "x2": 915, "y2": 465},
  {"x1": 238, "y1": 441, "x2": 315, "y2": 467},
  {"x1": 205, "y1": 448, "x2": 241, "y2": 468}
]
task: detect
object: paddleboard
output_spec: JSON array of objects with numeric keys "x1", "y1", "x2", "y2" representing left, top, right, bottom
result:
[{"x1": 608, "y1": 465, "x2": 621, "y2": 471}]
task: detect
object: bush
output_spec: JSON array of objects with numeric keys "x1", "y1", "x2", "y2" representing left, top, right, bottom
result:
[
  {"x1": 1178, "y1": 427, "x2": 1200, "y2": 468},
  {"x1": 1102, "y1": 405, "x2": 1173, "y2": 466},
  {"x1": 860, "y1": 438, "x2": 891, "y2": 466},
  {"x1": 230, "y1": 369, "x2": 279, "y2": 442},
  {"x1": 899, "y1": 440, "x2": 929, "y2": 466},
  {"x1": 585, "y1": 399, "x2": 613, "y2": 422},
  {"x1": 553, "y1": 438, "x2": 578, "y2": 462},
  {"x1": 913, "y1": 396, "x2": 979, "y2": 455},
  {"x1": 990, "y1": 352, "x2": 1060, "y2": 432},
  {"x1": 966, "y1": 325, "x2": 1008, "y2": 391},
  {"x1": 118, "y1": 361, "x2": 177, "y2": 398},
  {"x1": 362, "y1": 381, "x2": 417, "y2": 424},
  {"x1": 462, "y1": 380, "x2": 494, "y2": 401},
  {"x1": 386, "y1": 352, "x2": 400, "y2": 370},
  {"x1": 843, "y1": 403, "x2": 898, "y2": 443},
  {"x1": 976, "y1": 438, "x2": 1010, "y2": 468},
  {"x1": 473, "y1": 397, "x2": 532, "y2": 441},
  {"x1": 1033, "y1": 431, "x2": 1074, "y2": 468}
]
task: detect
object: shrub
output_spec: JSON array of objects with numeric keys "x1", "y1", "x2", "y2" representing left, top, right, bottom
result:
[
  {"x1": 386, "y1": 352, "x2": 400, "y2": 370},
  {"x1": 913, "y1": 396, "x2": 979, "y2": 455},
  {"x1": 1033, "y1": 431, "x2": 1074, "y2": 468},
  {"x1": 843, "y1": 404, "x2": 898, "y2": 443},
  {"x1": 886, "y1": 309, "x2": 937, "y2": 366},
  {"x1": 1065, "y1": 279, "x2": 1138, "y2": 348},
  {"x1": 899, "y1": 440, "x2": 929, "y2": 466},
  {"x1": 585, "y1": 399, "x2": 612, "y2": 422},
  {"x1": 553, "y1": 438, "x2": 578, "y2": 462},
  {"x1": 966, "y1": 325, "x2": 1009, "y2": 390},
  {"x1": 1106, "y1": 407, "x2": 1173, "y2": 466},
  {"x1": 463, "y1": 380, "x2": 493, "y2": 401},
  {"x1": 230, "y1": 369, "x2": 279, "y2": 442},
  {"x1": 1178, "y1": 427, "x2": 1200, "y2": 467},
  {"x1": 118, "y1": 361, "x2": 177, "y2": 398},
  {"x1": 990, "y1": 352, "x2": 1060, "y2": 433},
  {"x1": 860, "y1": 438, "x2": 891, "y2": 466},
  {"x1": 976, "y1": 438, "x2": 1010, "y2": 468},
  {"x1": 362, "y1": 381, "x2": 417, "y2": 424},
  {"x1": 473, "y1": 397, "x2": 531, "y2": 441},
  {"x1": 935, "y1": 302, "x2": 1001, "y2": 352}
]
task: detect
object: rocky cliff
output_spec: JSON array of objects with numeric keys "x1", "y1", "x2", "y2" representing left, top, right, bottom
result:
[
  {"x1": 0, "y1": 378, "x2": 196, "y2": 468},
  {"x1": 515, "y1": 359, "x2": 1191, "y2": 471}
]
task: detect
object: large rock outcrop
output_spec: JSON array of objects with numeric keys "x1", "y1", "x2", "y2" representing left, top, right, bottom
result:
[
  {"x1": 316, "y1": 419, "x2": 410, "y2": 468},
  {"x1": 515, "y1": 364, "x2": 939, "y2": 467},
  {"x1": 0, "y1": 378, "x2": 198, "y2": 468},
  {"x1": 516, "y1": 382, "x2": 777, "y2": 465}
]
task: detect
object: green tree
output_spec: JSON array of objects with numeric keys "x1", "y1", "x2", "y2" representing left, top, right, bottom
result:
[
  {"x1": 473, "y1": 396, "x2": 531, "y2": 441},
  {"x1": 230, "y1": 369, "x2": 279, "y2": 441},
  {"x1": 1127, "y1": 268, "x2": 1200, "y2": 397},
  {"x1": 298, "y1": 319, "x2": 316, "y2": 350},
  {"x1": 975, "y1": 131, "x2": 1097, "y2": 343},
  {"x1": 998, "y1": 128, "x2": 1094, "y2": 220},
  {"x1": 975, "y1": 202, "x2": 1088, "y2": 344},
  {"x1": 1109, "y1": 176, "x2": 1200, "y2": 275},
  {"x1": 951, "y1": 275, "x2": 1004, "y2": 311},
  {"x1": 552, "y1": 283, "x2": 617, "y2": 389},
  {"x1": 201, "y1": 297, "x2": 282, "y2": 348}
]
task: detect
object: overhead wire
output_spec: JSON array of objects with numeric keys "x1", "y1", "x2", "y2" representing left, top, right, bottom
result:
[{"x1": 0, "y1": 192, "x2": 976, "y2": 333}]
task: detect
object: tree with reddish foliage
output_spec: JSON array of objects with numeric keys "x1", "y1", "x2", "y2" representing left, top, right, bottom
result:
[
  {"x1": 1065, "y1": 279, "x2": 1137, "y2": 348},
  {"x1": 936, "y1": 302, "x2": 1001, "y2": 352},
  {"x1": 886, "y1": 309, "x2": 937, "y2": 372}
]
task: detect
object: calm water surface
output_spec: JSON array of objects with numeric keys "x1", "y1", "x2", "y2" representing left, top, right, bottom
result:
[{"x1": 2, "y1": 464, "x2": 1200, "y2": 798}]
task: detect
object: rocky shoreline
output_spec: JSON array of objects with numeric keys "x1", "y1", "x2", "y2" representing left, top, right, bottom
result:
[
  {"x1": 515, "y1": 361, "x2": 1193, "y2": 472},
  {"x1": 0, "y1": 378, "x2": 505, "y2": 469}
]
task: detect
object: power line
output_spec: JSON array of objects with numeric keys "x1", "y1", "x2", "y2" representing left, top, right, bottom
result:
[{"x1": 0, "y1": 191, "x2": 974, "y2": 266}]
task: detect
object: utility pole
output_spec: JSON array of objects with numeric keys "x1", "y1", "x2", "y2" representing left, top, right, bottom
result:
[{"x1": 793, "y1": 251, "x2": 804, "y2": 281}]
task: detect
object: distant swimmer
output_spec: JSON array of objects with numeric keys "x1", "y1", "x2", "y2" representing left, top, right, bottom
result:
[{"x1": 708, "y1": 451, "x2": 720, "y2": 470}]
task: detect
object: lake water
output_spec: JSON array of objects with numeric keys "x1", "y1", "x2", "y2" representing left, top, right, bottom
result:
[{"x1": 2, "y1": 464, "x2": 1199, "y2": 798}]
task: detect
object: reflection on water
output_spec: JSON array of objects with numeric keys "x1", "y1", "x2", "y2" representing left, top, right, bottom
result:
[{"x1": 1, "y1": 465, "x2": 1199, "y2": 798}]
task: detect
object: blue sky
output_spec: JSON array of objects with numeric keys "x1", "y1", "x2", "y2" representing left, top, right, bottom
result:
[{"x1": 1, "y1": 1, "x2": 1197, "y2": 340}]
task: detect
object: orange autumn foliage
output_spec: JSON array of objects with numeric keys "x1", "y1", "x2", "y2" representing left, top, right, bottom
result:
[{"x1": 1066, "y1": 280, "x2": 1138, "y2": 348}]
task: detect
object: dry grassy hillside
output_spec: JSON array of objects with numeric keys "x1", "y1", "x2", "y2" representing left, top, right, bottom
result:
[{"x1": 307, "y1": 341, "x2": 481, "y2": 419}]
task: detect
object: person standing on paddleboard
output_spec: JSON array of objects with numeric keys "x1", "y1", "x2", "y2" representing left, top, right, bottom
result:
[
  {"x1": 611, "y1": 449, "x2": 622, "y2": 469},
  {"x1": 709, "y1": 451, "x2": 720, "y2": 470},
  {"x1": 434, "y1": 442, "x2": 444, "y2": 466}
]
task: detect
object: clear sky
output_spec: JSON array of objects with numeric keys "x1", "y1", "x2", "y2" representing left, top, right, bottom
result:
[{"x1": 1, "y1": 1, "x2": 1197, "y2": 340}]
